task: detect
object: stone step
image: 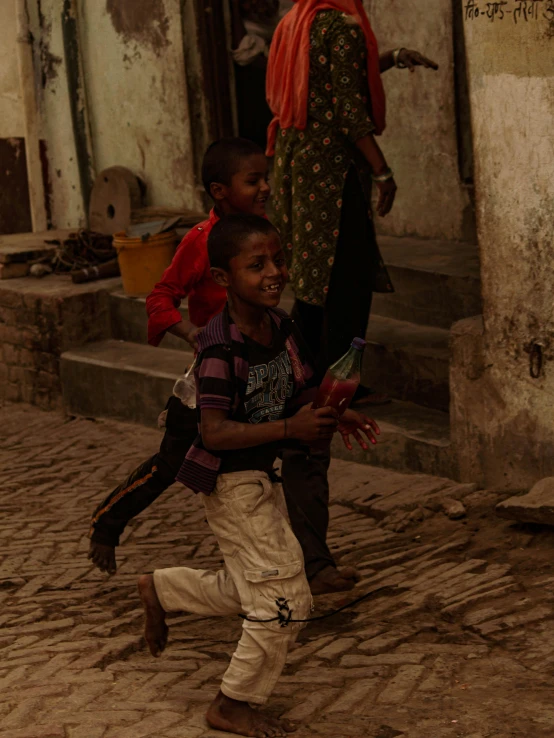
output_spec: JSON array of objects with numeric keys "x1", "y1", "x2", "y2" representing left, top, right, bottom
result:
[
  {"x1": 109, "y1": 286, "x2": 296, "y2": 349},
  {"x1": 60, "y1": 339, "x2": 193, "y2": 426},
  {"x1": 331, "y1": 399, "x2": 454, "y2": 479},
  {"x1": 363, "y1": 315, "x2": 450, "y2": 412},
  {"x1": 60, "y1": 339, "x2": 453, "y2": 478},
  {"x1": 372, "y1": 235, "x2": 481, "y2": 329}
]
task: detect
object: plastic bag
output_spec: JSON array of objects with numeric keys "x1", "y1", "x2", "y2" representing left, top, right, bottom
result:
[{"x1": 172, "y1": 360, "x2": 197, "y2": 409}]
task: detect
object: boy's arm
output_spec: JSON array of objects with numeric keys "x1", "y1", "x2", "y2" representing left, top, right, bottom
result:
[
  {"x1": 146, "y1": 229, "x2": 206, "y2": 347},
  {"x1": 201, "y1": 405, "x2": 338, "y2": 451},
  {"x1": 197, "y1": 344, "x2": 338, "y2": 450}
]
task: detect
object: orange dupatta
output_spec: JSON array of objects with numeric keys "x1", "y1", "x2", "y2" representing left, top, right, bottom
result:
[{"x1": 265, "y1": 0, "x2": 386, "y2": 155}]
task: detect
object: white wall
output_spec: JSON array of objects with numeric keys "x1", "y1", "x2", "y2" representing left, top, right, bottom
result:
[
  {"x1": 79, "y1": 0, "x2": 199, "y2": 211},
  {"x1": 364, "y1": 0, "x2": 473, "y2": 241}
]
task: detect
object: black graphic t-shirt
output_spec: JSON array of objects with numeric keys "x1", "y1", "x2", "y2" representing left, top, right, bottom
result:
[{"x1": 219, "y1": 322, "x2": 294, "y2": 474}]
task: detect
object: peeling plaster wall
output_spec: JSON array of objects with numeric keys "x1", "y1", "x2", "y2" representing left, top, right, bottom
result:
[
  {"x1": 31, "y1": 0, "x2": 85, "y2": 228},
  {"x1": 0, "y1": 1, "x2": 200, "y2": 231},
  {"x1": 79, "y1": 0, "x2": 199, "y2": 210},
  {"x1": 0, "y1": 5, "x2": 33, "y2": 233},
  {"x1": 364, "y1": 0, "x2": 473, "y2": 241},
  {"x1": 451, "y1": 4, "x2": 554, "y2": 488}
]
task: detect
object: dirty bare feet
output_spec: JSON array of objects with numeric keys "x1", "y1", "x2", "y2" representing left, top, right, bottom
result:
[
  {"x1": 309, "y1": 565, "x2": 356, "y2": 596},
  {"x1": 88, "y1": 541, "x2": 117, "y2": 575},
  {"x1": 206, "y1": 691, "x2": 297, "y2": 738},
  {"x1": 137, "y1": 574, "x2": 168, "y2": 657}
]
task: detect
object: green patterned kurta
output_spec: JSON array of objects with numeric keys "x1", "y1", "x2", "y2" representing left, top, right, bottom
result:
[{"x1": 272, "y1": 10, "x2": 393, "y2": 306}]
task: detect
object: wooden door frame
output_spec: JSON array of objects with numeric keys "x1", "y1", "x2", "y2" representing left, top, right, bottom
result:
[{"x1": 181, "y1": 0, "x2": 237, "y2": 195}]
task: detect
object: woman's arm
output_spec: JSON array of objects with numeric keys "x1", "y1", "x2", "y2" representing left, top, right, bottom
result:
[
  {"x1": 379, "y1": 50, "x2": 396, "y2": 73},
  {"x1": 355, "y1": 134, "x2": 397, "y2": 217}
]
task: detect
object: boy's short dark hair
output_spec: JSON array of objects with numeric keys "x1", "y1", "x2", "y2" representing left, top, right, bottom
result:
[
  {"x1": 208, "y1": 215, "x2": 279, "y2": 271},
  {"x1": 202, "y1": 138, "x2": 265, "y2": 198}
]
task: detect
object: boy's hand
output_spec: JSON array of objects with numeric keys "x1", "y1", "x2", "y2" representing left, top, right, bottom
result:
[
  {"x1": 338, "y1": 409, "x2": 380, "y2": 451},
  {"x1": 168, "y1": 321, "x2": 202, "y2": 351},
  {"x1": 287, "y1": 404, "x2": 339, "y2": 444},
  {"x1": 183, "y1": 325, "x2": 202, "y2": 351}
]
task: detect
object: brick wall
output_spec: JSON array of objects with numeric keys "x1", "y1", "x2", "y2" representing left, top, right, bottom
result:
[{"x1": 0, "y1": 277, "x2": 116, "y2": 410}]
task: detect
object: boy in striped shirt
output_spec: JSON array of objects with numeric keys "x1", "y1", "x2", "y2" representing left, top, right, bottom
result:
[{"x1": 138, "y1": 215, "x2": 379, "y2": 738}]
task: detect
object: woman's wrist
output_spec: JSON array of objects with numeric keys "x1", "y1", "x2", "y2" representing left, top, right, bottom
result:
[{"x1": 372, "y1": 167, "x2": 394, "y2": 183}]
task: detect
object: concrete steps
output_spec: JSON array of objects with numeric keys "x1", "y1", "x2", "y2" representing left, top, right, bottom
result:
[
  {"x1": 363, "y1": 315, "x2": 449, "y2": 412},
  {"x1": 372, "y1": 236, "x2": 481, "y2": 329},
  {"x1": 331, "y1": 399, "x2": 453, "y2": 479},
  {"x1": 60, "y1": 340, "x2": 193, "y2": 426},
  {"x1": 109, "y1": 287, "x2": 296, "y2": 350},
  {"x1": 60, "y1": 339, "x2": 451, "y2": 478}
]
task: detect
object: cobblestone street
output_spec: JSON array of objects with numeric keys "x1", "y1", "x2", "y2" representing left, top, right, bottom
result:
[{"x1": 2, "y1": 403, "x2": 554, "y2": 738}]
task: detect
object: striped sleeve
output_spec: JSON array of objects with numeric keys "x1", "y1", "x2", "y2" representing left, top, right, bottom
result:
[{"x1": 197, "y1": 346, "x2": 234, "y2": 413}]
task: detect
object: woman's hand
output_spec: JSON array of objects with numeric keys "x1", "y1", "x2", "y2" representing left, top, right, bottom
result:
[
  {"x1": 338, "y1": 409, "x2": 380, "y2": 451},
  {"x1": 397, "y1": 49, "x2": 439, "y2": 73},
  {"x1": 376, "y1": 177, "x2": 397, "y2": 217}
]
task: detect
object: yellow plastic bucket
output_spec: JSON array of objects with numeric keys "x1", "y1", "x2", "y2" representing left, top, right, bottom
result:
[{"x1": 114, "y1": 230, "x2": 177, "y2": 296}]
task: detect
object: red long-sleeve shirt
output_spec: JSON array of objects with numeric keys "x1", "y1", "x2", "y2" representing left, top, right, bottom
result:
[{"x1": 146, "y1": 209, "x2": 227, "y2": 346}]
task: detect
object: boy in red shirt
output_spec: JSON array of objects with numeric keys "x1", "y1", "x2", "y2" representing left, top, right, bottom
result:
[{"x1": 89, "y1": 138, "x2": 357, "y2": 596}]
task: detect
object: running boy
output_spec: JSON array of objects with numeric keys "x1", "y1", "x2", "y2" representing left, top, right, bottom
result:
[
  {"x1": 138, "y1": 215, "x2": 379, "y2": 738},
  {"x1": 88, "y1": 138, "x2": 356, "y2": 597},
  {"x1": 88, "y1": 138, "x2": 270, "y2": 574}
]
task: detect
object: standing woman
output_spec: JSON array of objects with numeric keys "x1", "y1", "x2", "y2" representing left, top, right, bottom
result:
[{"x1": 267, "y1": 0, "x2": 437, "y2": 403}]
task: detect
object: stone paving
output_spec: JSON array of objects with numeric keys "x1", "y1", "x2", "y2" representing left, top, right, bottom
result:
[{"x1": 1, "y1": 403, "x2": 554, "y2": 738}]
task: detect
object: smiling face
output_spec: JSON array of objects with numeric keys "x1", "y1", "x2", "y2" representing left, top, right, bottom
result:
[
  {"x1": 213, "y1": 230, "x2": 288, "y2": 311},
  {"x1": 211, "y1": 154, "x2": 270, "y2": 217}
]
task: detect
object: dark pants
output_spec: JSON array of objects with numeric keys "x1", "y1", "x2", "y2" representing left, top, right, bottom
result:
[
  {"x1": 281, "y1": 447, "x2": 334, "y2": 579},
  {"x1": 277, "y1": 166, "x2": 378, "y2": 577},
  {"x1": 90, "y1": 396, "x2": 198, "y2": 548},
  {"x1": 291, "y1": 166, "x2": 375, "y2": 375}
]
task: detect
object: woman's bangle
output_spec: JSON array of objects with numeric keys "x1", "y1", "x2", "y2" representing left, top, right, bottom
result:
[
  {"x1": 372, "y1": 168, "x2": 394, "y2": 183},
  {"x1": 393, "y1": 48, "x2": 407, "y2": 69}
]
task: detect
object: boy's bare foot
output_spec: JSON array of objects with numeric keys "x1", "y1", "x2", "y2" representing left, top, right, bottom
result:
[
  {"x1": 207, "y1": 691, "x2": 297, "y2": 738},
  {"x1": 88, "y1": 541, "x2": 117, "y2": 575},
  {"x1": 309, "y1": 565, "x2": 356, "y2": 596},
  {"x1": 137, "y1": 574, "x2": 168, "y2": 657}
]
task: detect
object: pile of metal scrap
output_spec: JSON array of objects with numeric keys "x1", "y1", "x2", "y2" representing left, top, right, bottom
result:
[
  {"x1": 0, "y1": 165, "x2": 207, "y2": 282},
  {"x1": 30, "y1": 230, "x2": 118, "y2": 282}
]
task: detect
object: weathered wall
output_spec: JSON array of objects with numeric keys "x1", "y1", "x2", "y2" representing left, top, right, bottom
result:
[
  {"x1": 364, "y1": 0, "x2": 474, "y2": 241},
  {"x1": 0, "y1": 276, "x2": 113, "y2": 410},
  {"x1": 0, "y1": 4, "x2": 33, "y2": 234},
  {"x1": 79, "y1": 0, "x2": 200, "y2": 211},
  {"x1": 27, "y1": 0, "x2": 85, "y2": 229},
  {"x1": 0, "y1": 5, "x2": 24, "y2": 138},
  {"x1": 451, "y1": 2, "x2": 554, "y2": 489},
  {"x1": 0, "y1": 0, "x2": 201, "y2": 232}
]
